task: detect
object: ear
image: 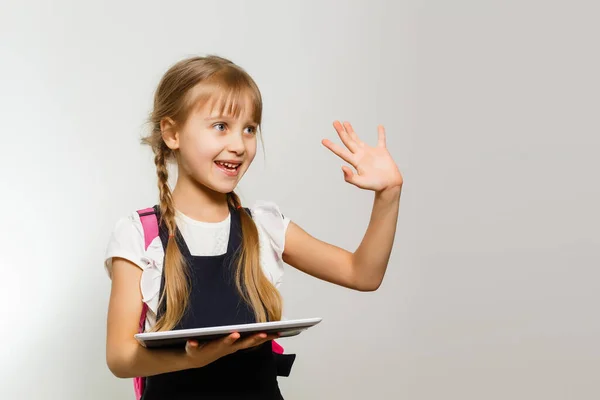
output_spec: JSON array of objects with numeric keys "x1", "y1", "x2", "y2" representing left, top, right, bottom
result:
[{"x1": 160, "y1": 117, "x2": 179, "y2": 150}]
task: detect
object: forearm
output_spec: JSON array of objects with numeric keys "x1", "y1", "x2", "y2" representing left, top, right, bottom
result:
[
  {"x1": 108, "y1": 341, "x2": 194, "y2": 378},
  {"x1": 352, "y1": 186, "x2": 402, "y2": 290}
]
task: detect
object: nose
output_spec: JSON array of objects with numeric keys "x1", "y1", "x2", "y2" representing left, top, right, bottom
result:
[{"x1": 227, "y1": 131, "x2": 246, "y2": 156}]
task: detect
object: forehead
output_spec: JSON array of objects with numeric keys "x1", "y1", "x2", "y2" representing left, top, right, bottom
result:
[{"x1": 189, "y1": 82, "x2": 258, "y2": 124}]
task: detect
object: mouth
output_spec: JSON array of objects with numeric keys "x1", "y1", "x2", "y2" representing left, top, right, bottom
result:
[{"x1": 214, "y1": 160, "x2": 242, "y2": 177}]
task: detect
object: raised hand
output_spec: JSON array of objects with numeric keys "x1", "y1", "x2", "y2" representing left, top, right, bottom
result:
[{"x1": 322, "y1": 121, "x2": 403, "y2": 192}]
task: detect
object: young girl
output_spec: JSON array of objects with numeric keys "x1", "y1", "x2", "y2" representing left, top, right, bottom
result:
[{"x1": 104, "y1": 55, "x2": 403, "y2": 399}]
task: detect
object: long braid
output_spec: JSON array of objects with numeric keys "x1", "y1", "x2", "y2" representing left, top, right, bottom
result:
[
  {"x1": 155, "y1": 148, "x2": 176, "y2": 235},
  {"x1": 228, "y1": 192, "x2": 282, "y2": 323},
  {"x1": 152, "y1": 144, "x2": 190, "y2": 332}
]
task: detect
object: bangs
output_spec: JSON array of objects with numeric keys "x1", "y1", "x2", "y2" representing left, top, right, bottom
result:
[{"x1": 185, "y1": 77, "x2": 262, "y2": 126}]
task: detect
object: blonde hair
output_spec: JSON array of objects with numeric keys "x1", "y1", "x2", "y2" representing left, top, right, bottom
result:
[{"x1": 142, "y1": 55, "x2": 282, "y2": 331}]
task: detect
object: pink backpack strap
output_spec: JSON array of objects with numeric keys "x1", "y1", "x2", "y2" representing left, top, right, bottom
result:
[
  {"x1": 138, "y1": 207, "x2": 159, "y2": 250},
  {"x1": 272, "y1": 340, "x2": 284, "y2": 354},
  {"x1": 133, "y1": 207, "x2": 159, "y2": 400}
]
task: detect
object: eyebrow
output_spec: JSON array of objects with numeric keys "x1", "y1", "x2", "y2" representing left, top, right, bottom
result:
[
  {"x1": 204, "y1": 115, "x2": 229, "y2": 121},
  {"x1": 204, "y1": 115, "x2": 258, "y2": 125}
]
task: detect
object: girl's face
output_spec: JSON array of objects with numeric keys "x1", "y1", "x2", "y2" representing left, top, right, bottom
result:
[{"x1": 173, "y1": 98, "x2": 259, "y2": 194}]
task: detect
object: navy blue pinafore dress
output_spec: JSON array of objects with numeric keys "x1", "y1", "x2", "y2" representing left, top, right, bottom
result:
[{"x1": 140, "y1": 205, "x2": 288, "y2": 400}]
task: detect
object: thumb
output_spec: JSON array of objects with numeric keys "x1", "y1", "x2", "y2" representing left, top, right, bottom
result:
[
  {"x1": 342, "y1": 166, "x2": 359, "y2": 186},
  {"x1": 342, "y1": 166, "x2": 369, "y2": 189}
]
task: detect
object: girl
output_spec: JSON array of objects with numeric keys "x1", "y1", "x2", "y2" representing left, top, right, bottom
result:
[{"x1": 104, "y1": 55, "x2": 403, "y2": 400}]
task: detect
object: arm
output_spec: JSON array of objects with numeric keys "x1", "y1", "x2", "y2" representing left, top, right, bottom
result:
[
  {"x1": 106, "y1": 258, "x2": 276, "y2": 378},
  {"x1": 283, "y1": 121, "x2": 403, "y2": 292},
  {"x1": 106, "y1": 258, "x2": 195, "y2": 378}
]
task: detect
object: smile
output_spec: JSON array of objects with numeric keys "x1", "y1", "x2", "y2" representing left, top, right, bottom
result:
[{"x1": 214, "y1": 161, "x2": 241, "y2": 177}]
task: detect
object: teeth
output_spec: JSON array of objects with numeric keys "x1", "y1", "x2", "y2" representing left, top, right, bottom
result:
[{"x1": 217, "y1": 161, "x2": 239, "y2": 169}]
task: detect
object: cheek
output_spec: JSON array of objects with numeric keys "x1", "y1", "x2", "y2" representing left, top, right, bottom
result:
[
  {"x1": 245, "y1": 138, "x2": 258, "y2": 162},
  {"x1": 179, "y1": 136, "x2": 221, "y2": 171}
]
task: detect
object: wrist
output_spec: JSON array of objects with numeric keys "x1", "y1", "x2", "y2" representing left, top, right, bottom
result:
[{"x1": 376, "y1": 185, "x2": 402, "y2": 201}]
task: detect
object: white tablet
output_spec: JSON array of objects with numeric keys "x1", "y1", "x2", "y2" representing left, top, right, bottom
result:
[{"x1": 135, "y1": 318, "x2": 323, "y2": 349}]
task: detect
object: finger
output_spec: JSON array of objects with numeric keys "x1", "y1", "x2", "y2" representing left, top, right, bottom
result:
[
  {"x1": 341, "y1": 166, "x2": 358, "y2": 186},
  {"x1": 322, "y1": 139, "x2": 356, "y2": 167},
  {"x1": 185, "y1": 340, "x2": 199, "y2": 352},
  {"x1": 343, "y1": 121, "x2": 362, "y2": 144},
  {"x1": 235, "y1": 333, "x2": 270, "y2": 350},
  {"x1": 222, "y1": 332, "x2": 241, "y2": 346},
  {"x1": 377, "y1": 125, "x2": 386, "y2": 148},
  {"x1": 333, "y1": 120, "x2": 358, "y2": 152},
  {"x1": 185, "y1": 339, "x2": 207, "y2": 354},
  {"x1": 342, "y1": 166, "x2": 367, "y2": 188}
]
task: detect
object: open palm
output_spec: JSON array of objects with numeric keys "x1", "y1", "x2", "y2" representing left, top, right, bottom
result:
[{"x1": 322, "y1": 121, "x2": 403, "y2": 192}]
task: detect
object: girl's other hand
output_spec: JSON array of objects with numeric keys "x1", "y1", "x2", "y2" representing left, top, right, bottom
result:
[
  {"x1": 322, "y1": 121, "x2": 403, "y2": 192},
  {"x1": 184, "y1": 332, "x2": 279, "y2": 368}
]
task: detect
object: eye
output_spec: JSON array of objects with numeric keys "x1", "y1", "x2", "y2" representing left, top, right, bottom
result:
[
  {"x1": 244, "y1": 125, "x2": 258, "y2": 135},
  {"x1": 213, "y1": 123, "x2": 227, "y2": 132}
]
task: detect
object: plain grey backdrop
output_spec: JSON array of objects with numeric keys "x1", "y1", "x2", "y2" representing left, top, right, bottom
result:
[{"x1": 1, "y1": 0, "x2": 598, "y2": 399}]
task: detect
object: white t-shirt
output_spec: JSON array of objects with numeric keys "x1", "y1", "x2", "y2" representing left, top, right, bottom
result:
[{"x1": 104, "y1": 200, "x2": 291, "y2": 331}]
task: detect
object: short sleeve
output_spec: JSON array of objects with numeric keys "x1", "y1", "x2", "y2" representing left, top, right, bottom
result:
[
  {"x1": 250, "y1": 201, "x2": 291, "y2": 258},
  {"x1": 250, "y1": 201, "x2": 291, "y2": 287},
  {"x1": 104, "y1": 212, "x2": 147, "y2": 278}
]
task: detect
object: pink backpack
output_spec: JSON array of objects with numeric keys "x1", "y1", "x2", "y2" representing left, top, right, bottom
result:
[{"x1": 133, "y1": 207, "x2": 286, "y2": 399}]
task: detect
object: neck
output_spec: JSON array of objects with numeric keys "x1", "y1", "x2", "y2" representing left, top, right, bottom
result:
[{"x1": 171, "y1": 172, "x2": 230, "y2": 222}]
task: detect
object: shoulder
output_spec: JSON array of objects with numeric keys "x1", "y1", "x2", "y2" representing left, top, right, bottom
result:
[
  {"x1": 112, "y1": 210, "x2": 145, "y2": 235},
  {"x1": 246, "y1": 201, "x2": 291, "y2": 287},
  {"x1": 248, "y1": 200, "x2": 290, "y2": 229},
  {"x1": 104, "y1": 209, "x2": 158, "y2": 277},
  {"x1": 248, "y1": 200, "x2": 291, "y2": 253},
  {"x1": 108, "y1": 211, "x2": 146, "y2": 247}
]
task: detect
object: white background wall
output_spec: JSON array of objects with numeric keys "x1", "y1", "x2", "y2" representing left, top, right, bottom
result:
[{"x1": 1, "y1": 0, "x2": 598, "y2": 399}]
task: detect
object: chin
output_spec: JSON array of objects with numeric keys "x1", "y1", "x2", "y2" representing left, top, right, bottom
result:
[
  {"x1": 217, "y1": 185, "x2": 238, "y2": 195},
  {"x1": 206, "y1": 176, "x2": 241, "y2": 195},
  {"x1": 203, "y1": 182, "x2": 237, "y2": 195}
]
